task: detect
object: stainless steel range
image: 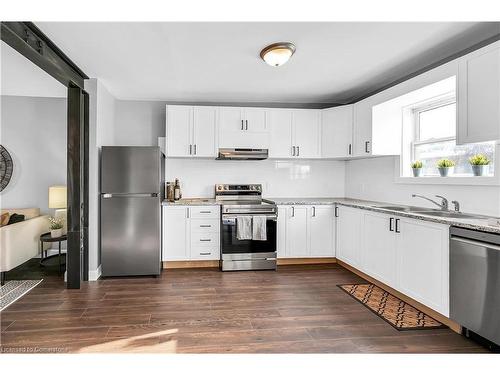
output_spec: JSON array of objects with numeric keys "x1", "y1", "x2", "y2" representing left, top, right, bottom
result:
[{"x1": 215, "y1": 184, "x2": 277, "y2": 271}]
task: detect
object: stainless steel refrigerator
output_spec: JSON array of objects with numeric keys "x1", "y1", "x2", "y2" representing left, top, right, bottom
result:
[{"x1": 100, "y1": 146, "x2": 164, "y2": 277}]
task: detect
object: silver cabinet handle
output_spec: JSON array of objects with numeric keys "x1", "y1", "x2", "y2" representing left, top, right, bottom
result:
[
  {"x1": 291, "y1": 206, "x2": 295, "y2": 217},
  {"x1": 245, "y1": 120, "x2": 248, "y2": 130},
  {"x1": 365, "y1": 141, "x2": 370, "y2": 153},
  {"x1": 395, "y1": 218, "x2": 400, "y2": 233},
  {"x1": 312, "y1": 206, "x2": 316, "y2": 217},
  {"x1": 200, "y1": 239, "x2": 211, "y2": 242},
  {"x1": 348, "y1": 144, "x2": 352, "y2": 155},
  {"x1": 199, "y1": 225, "x2": 212, "y2": 228},
  {"x1": 335, "y1": 206, "x2": 339, "y2": 217},
  {"x1": 241, "y1": 119, "x2": 244, "y2": 130},
  {"x1": 297, "y1": 146, "x2": 300, "y2": 156},
  {"x1": 189, "y1": 144, "x2": 192, "y2": 155},
  {"x1": 200, "y1": 252, "x2": 212, "y2": 255},
  {"x1": 186, "y1": 207, "x2": 190, "y2": 218},
  {"x1": 389, "y1": 217, "x2": 394, "y2": 232},
  {"x1": 199, "y1": 210, "x2": 212, "y2": 213},
  {"x1": 194, "y1": 144, "x2": 197, "y2": 155},
  {"x1": 292, "y1": 146, "x2": 296, "y2": 156}
]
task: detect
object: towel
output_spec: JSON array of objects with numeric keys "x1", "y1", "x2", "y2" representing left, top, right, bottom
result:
[
  {"x1": 252, "y1": 216, "x2": 267, "y2": 241},
  {"x1": 236, "y1": 216, "x2": 253, "y2": 240}
]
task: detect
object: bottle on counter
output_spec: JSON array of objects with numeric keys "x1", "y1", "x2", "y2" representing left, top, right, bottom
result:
[
  {"x1": 174, "y1": 178, "x2": 182, "y2": 201},
  {"x1": 166, "y1": 182, "x2": 175, "y2": 202}
]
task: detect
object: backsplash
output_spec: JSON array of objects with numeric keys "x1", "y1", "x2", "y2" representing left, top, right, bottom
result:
[{"x1": 165, "y1": 158, "x2": 345, "y2": 198}]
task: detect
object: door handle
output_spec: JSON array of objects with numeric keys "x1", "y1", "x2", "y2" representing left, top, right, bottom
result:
[
  {"x1": 365, "y1": 141, "x2": 370, "y2": 153},
  {"x1": 312, "y1": 206, "x2": 316, "y2": 217},
  {"x1": 189, "y1": 144, "x2": 192, "y2": 155},
  {"x1": 241, "y1": 120, "x2": 244, "y2": 130},
  {"x1": 389, "y1": 217, "x2": 394, "y2": 232},
  {"x1": 335, "y1": 206, "x2": 339, "y2": 217},
  {"x1": 348, "y1": 144, "x2": 352, "y2": 155},
  {"x1": 245, "y1": 120, "x2": 248, "y2": 130},
  {"x1": 291, "y1": 206, "x2": 295, "y2": 217},
  {"x1": 199, "y1": 211, "x2": 212, "y2": 214},
  {"x1": 297, "y1": 146, "x2": 300, "y2": 156},
  {"x1": 292, "y1": 146, "x2": 296, "y2": 156},
  {"x1": 395, "y1": 218, "x2": 400, "y2": 233},
  {"x1": 194, "y1": 144, "x2": 197, "y2": 155},
  {"x1": 186, "y1": 207, "x2": 190, "y2": 218},
  {"x1": 200, "y1": 225, "x2": 212, "y2": 228},
  {"x1": 200, "y1": 252, "x2": 212, "y2": 255},
  {"x1": 200, "y1": 239, "x2": 212, "y2": 242}
]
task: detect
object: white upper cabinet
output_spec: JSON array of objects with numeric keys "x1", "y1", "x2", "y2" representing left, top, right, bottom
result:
[
  {"x1": 268, "y1": 109, "x2": 294, "y2": 158},
  {"x1": 321, "y1": 105, "x2": 353, "y2": 158},
  {"x1": 268, "y1": 109, "x2": 321, "y2": 158},
  {"x1": 218, "y1": 107, "x2": 269, "y2": 149},
  {"x1": 166, "y1": 105, "x2": 217, "y2": 158},
  {"x1": 457, "y1": 41, "x2": 500, "y2": 144},
  {"x1": 293, "y1": 110, "x2": 321, "y2": 158},
  {"x1": 353, "y1": 98, "x2": 373, "y2": 157}
]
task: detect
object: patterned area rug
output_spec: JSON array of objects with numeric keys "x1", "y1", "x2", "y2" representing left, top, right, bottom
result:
[
  {"x1": 0, "y1": 279, "x2": 42, "y2": 311},
  {"x1": 338, "y1": 283, "x2": 445, "y2": 331}
]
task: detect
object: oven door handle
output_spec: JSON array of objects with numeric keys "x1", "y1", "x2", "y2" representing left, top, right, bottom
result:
[{"x1": 222, "y1": 215, "x2": 277, "y2": 221}]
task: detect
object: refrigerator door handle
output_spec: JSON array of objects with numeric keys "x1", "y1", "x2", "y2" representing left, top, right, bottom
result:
[{"x1": 102, "y1": 193, "x2": 158, "y2": 198}]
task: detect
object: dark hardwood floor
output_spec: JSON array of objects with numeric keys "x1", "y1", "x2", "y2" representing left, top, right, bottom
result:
[{"x1": 0, "y1": 264, "x2": 488, "y2": 353}]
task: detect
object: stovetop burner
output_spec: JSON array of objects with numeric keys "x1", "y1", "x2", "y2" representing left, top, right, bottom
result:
[{"x1": 215, "y1": 184, "x2": 277, "y2": 215}]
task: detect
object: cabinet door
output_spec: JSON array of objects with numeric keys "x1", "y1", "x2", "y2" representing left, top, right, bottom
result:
[
  {"x1": 276, "y1": 206, "x2": 288, "y2": 258},
  {"x1": 218, "y1": 107, "x2": 243, "y2": 132},
  {"x1": 192, "y1": 106, "x2": 217, "y2": 157},
  {"x1": 293, "y1": 110, "x2": 321, "y2": 158},
  {"x1": 287, "y1": 206, "x2": 309, "y2": 257},
  {"x1": 396, "y1": 218, "x2": 449, "y2": 316},
  {"x1": 321, "y1": 105, "x2": 353, "y2": 158},
  {"x1": 244, "y1": 108, "x2": 267, "y2": 132},
  {"x1": 353, "y1": 99, "x2": 372, "y2": 157},
  {"x1": 336, "y1": 206, "x2": 362, "y2": 267},
  {"x1": 309, "y1": 206, "x2": 335, "y2": 257},
  {"x1": 268, "y1": 109, "x2": 293, "y2": 158},
  {"x1": 457, "y1": 41, "x2": 500, "y2": 144},
  {"x1": 162, "y1": 206, "x2": 189, "y2": 260},
  {"x1": 361, "y1": 212, "x2": 397, "y2": 287},
  {"x1": 166, "y1": 105, "x2": 192, "y2": 157}
]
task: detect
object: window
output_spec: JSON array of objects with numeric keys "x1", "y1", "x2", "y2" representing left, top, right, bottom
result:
[{"x1": 404, "y1": 95, "x2": 495, "y2": 177}]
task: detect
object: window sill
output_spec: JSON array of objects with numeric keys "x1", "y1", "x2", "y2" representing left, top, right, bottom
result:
[{"x1": 394, "y1": 175, "x2": 500, "y2": 186}]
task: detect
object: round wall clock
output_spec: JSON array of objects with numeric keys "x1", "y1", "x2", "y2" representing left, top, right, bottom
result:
[{"x1": 0, "y1": 145, "x2": 13, "y2": 192}]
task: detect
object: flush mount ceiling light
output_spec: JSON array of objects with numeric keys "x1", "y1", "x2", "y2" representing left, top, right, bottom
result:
[{"x1": 260, "y1": 42, "x2": 296, "y2": 67}]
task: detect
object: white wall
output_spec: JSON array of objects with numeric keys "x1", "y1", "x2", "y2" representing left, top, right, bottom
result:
[
  {"x1": 345, "y1": 156, "x2": 500, "y2": 216},
  {"x1": 114, "y1": 100, "x2": 165, "y2": 145},
  {"x1": 85, "y1": 79, "x2": 116, "y2": 277},
  {"x1": 166, "y1": 158, "x2": 345, "y2": 198},
  {"x1": 0, "y1": 95, "x2": 66, "y2": 215}
]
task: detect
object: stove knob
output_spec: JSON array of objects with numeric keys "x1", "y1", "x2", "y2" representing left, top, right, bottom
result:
[{"x1": 217, "y1": 185, "x2": 223, "y2": 191}]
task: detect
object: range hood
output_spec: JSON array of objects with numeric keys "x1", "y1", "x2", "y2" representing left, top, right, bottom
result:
[{"x1": 216, "y1": 148, "x2": 268, "y2": 160}]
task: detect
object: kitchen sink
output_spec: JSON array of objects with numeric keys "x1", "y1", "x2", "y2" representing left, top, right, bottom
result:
[
  {"x1": 376, "y1": 205, "x2": 427, "y2": 212},
  {"x1": 414, "y1": 211, "x2": 480, "y2": 219}
]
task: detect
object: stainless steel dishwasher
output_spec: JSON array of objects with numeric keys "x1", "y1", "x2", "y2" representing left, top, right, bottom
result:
[{"x1": 450, "y1": 226, "x2": 500, "y2": 346}]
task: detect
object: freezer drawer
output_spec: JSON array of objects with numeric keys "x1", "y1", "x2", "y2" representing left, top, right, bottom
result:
[
  {"x1": 101, "y1": 195, "x2": 160, "y2": 276},
  {"x1": 450, "y1": 228, "x2": 500, "y2": 345}
]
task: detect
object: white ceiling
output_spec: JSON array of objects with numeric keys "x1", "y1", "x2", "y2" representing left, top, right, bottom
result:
[
  {"x1": 1, "y1": 41, "x2": 67, "y2": 98},
  {"x1": 35, "y1": 22, "x2": 499, "y2": 105}
]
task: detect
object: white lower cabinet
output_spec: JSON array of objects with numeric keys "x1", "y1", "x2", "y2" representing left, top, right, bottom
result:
[
  {"x1": 277, "y1": 205, "x2": 335, "y2": 258},
  {"x1": 336, "y1": 206, "x2": 363, "y2": 267},
  {"x1": 361, "y1": 211, "x2": 397, "y2": 287},
  {"x1": 162, "y1": 205, "x2": 220, "y2": 261},
  {"x1": 395, "y1": 218, "x2": 449, "y2": 316},
  {"x1": 338, "y1": 206, "x2": 450, "y2": 317}
]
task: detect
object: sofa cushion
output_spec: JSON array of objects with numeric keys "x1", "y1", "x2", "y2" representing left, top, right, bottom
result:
[
  {"x1": 0, "y1": 212, "x2": 9, "y2": 227},
  {"x1": 7, "y1": 213, "x2": 25, "y2": 225},
  {"x1": 0, "y1": 208, "x2": 40, "y2": 220}
]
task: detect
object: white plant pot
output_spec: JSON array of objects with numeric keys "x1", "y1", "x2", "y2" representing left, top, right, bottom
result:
[
  {"x1": 51, "y1": 229, "x2": 63, "y2": 238},
  {"x1": 471, "y1": 164, "x2": 489, "y2": 176},
  {"x1": 438, "y1": 167, "x2": 454, "y2": 177},
  {"x1": 412, "y1": 168, "x2": 422, "y2": 177}
]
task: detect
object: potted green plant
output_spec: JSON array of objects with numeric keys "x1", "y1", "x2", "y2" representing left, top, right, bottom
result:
[
  {"x1": 48, "y1": 217, "x2": 63, "y2": 238},
  {"x1": 469, "y1": 154, "x2": 490, "y2": 176},
  {"x1": 411, "y1": 160, "x2": 423, "y2": 177},
  {"x1": 436, "y1": 159, "x2": 455, "y2": 177}
]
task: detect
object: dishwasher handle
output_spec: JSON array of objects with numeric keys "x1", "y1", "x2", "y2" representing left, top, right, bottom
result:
[{"x1": 451, "y1": 236, "x2": 500, "y2": 252}]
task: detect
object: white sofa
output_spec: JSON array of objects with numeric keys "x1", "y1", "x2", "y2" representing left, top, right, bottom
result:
[{"x1": 0, "y1": 208, "x2": 50, "y2": 283}]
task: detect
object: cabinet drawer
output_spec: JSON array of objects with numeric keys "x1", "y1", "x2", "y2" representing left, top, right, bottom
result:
[
  {"x1": 191, "y1": 232, "x2": 220, "y2": 247},
  {"x1": 190, "y1": 218, "x2": 219, "y2": 233},
  {"x1": 189, "y1": 206, "x2": 220, "y2": 219},
  {"x1": 191, "y1": 246, "x2": 220, "y2": 260}
]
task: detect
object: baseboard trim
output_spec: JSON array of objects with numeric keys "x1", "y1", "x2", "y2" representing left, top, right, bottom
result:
[
  {"x1": 88, "y1": 265, "x2": 102, "y2": 281},
  {"x1": 277, "y1": 257, "x2": 337, "y2": 265},
  {"x1": 336, "y1": 259, "x2": 461, "y2": 334},
  {"x1": 163, "y1": 260, "x2": 219, "y2": 269}
]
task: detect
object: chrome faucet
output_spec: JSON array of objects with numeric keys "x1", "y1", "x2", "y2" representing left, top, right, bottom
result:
[
  {"x1": 412, "y1": 194, "x2": 449, "y2": 211},
  {"x1": 451, "y1": 200, "x2": 460, "y2": 212}
]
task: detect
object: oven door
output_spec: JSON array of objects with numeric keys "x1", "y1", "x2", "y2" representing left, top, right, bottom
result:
[{"x1": 221, "y1": 215, "x2": 277, "y2": 254}]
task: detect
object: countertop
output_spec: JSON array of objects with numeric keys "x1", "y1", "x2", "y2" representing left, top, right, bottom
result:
[{"x1": 162, "y1": 196, "x2": 500, "y2": 234}]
